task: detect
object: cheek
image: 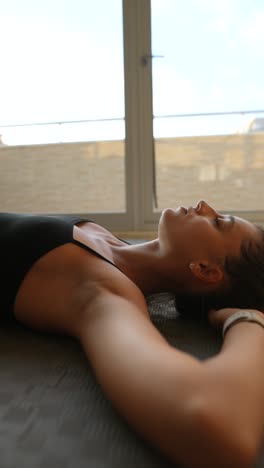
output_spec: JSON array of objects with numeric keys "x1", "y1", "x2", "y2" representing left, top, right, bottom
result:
[
  {"x1": 170, "y1": 224, "x2": 207, "y2": 259},
  {"x1": 224, "y1": 233, "x2": 242, "y2": 258},
  {"x1": 160, "y1": 214, "x2": 223, "y2": 258},
  {"x1": 183, "y1": 221, "x2": 219, "y2": 257}
]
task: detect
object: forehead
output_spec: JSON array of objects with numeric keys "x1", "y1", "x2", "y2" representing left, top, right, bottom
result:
[
  {"x1": 233, "y1": 216, "x2": 261, "y2": 242},
  {"x1": 214, "y1": 215, "x2": 261, "y2": 261}
]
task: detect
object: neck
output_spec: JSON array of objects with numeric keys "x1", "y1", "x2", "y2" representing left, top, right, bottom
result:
[{"x1": 111, "y1": 239, "x2": 184, "y2": 296}]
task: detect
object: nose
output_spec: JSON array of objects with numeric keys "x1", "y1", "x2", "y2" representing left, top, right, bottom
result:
[{"x1": 197, "y1": 200, "x2": 218, "y2": 217}]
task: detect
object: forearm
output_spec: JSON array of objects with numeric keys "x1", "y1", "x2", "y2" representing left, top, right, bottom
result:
[
  {"x1": 203, "y1": 322, "x2": 264, "y2": 460},
  {"x1": 79, "y1": 294, "x2": 263, "y2": 467}
]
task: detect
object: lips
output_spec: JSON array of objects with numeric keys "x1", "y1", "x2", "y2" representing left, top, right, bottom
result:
[
  {"x1": 175, "y1": 202, "x2": 200, "y2": 215},
  {"x1": 188, "y1": 202, "x2": 201, "y2": 214}
]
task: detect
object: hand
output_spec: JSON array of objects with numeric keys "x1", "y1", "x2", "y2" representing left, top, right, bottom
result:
[{"x1": 208, "y1": 307, "x2": 264, "y2": 329}]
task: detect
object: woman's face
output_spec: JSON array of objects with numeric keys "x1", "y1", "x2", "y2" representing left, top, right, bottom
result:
[{"x1": 158, "y1": 200, "x2": 261, "y2": 269}]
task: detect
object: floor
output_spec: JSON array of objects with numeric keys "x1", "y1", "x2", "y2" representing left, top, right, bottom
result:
[{"x1": 0, "y1": 293, "x2": 263, "y2": 468}]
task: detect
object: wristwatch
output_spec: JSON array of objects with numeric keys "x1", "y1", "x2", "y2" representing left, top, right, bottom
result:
[{"x1": 223, "y1": 310, "x2": 264, "y2": 339}]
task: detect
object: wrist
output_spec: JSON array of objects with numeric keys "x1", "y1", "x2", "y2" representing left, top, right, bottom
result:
[{"x1": 223, "y1": 310, "x2": 264, "y2": 339}]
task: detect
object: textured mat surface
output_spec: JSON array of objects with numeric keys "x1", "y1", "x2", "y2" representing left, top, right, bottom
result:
[{"x1": 0, "y1": 293, "x2": 263, "y2": 468}]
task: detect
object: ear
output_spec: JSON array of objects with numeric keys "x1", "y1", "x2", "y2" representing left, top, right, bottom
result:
[{"x1": 189, "y1": 260, "x2": 223, "y2": 284}]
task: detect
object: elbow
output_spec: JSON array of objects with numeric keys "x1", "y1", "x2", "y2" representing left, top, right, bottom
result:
[{"x1": 184, "y1": 398, "x2": 258, "y2": 468}]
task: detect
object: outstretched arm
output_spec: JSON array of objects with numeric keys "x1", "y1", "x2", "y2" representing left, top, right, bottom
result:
[{"x1": 77, "y1": 291, "x2": 264, "y2": 468}]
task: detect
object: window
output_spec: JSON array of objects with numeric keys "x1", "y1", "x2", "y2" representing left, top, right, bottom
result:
[
  {"x1": 0, "y1": 0, "x2": 126, "y2": 218},
  {"x1": 151, "y1": 0, "x2": 264, "y2": 217},
  {"x1": 1, "y1": 0, "x2": 263, "y2": 230}
]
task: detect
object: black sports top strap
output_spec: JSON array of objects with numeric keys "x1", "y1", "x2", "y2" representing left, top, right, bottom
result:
[{"x1": 65, "y1": 216, "x2": 130, "y2": 272}]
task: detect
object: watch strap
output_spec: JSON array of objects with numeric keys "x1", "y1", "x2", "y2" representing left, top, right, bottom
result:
[{"x1": 223, "y1": 310, "x2": 264, "y2": 339}]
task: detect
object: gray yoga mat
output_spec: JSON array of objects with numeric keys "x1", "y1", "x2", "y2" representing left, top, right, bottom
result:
[{"x1": 0, "y1": 292, "x2": 263, "y2": 468}]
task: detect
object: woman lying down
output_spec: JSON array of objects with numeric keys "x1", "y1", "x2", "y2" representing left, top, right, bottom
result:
[{"x1": 1, "y1": 200, "x2": 264, "y2": 468}]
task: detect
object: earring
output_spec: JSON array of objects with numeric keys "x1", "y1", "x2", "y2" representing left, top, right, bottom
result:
[{"x1": 189, "y1": 263, "x2": 195, "y2": 270}]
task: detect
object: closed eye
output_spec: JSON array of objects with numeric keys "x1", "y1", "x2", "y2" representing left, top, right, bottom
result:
[
  {"x1": 214, "y1": 217, "x2": 222, "y2": 228},
  {"x1": 214, "y1": 215, "x2": 235, "y2": 230}
]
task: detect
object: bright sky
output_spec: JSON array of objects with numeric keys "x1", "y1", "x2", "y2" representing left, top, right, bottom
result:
[{"x1": 0, "y1": 0, "x2": 264, "y2": 144}]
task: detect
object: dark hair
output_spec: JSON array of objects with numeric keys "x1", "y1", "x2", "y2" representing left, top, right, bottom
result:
[{"x1": 175, "y1": 225, "x2": 264, "y2": 321}]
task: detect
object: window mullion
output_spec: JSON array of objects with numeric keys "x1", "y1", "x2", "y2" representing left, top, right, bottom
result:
[{"x1": 123, "y1": 0, "x2": 156, "y2": 231}]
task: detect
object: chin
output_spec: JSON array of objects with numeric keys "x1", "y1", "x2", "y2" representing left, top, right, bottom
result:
[
  {"x1": 163, "y1": 207, "x2": 177, "y2": 214},
  {"x1": 160, "y1": 207, "x2": 186, "y2": 228},
  {"x1": 160, "y1": 207, "x2": 175, "y2": 221},
  {"x1": 158, "y1": 209, "x2": 176, "y2": 242},
  {"x1": 158, "y1": 209, "x2": 171, "y2": 232}
]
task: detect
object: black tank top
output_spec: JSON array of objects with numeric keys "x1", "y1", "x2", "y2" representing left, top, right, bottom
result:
[{"x1": 0, "y1": 213, "x2": 128, "y2": 320}]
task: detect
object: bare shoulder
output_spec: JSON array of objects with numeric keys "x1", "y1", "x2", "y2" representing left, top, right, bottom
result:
[{"x1": 14, "y1": 241, "x2": 149, "y2": 335}]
